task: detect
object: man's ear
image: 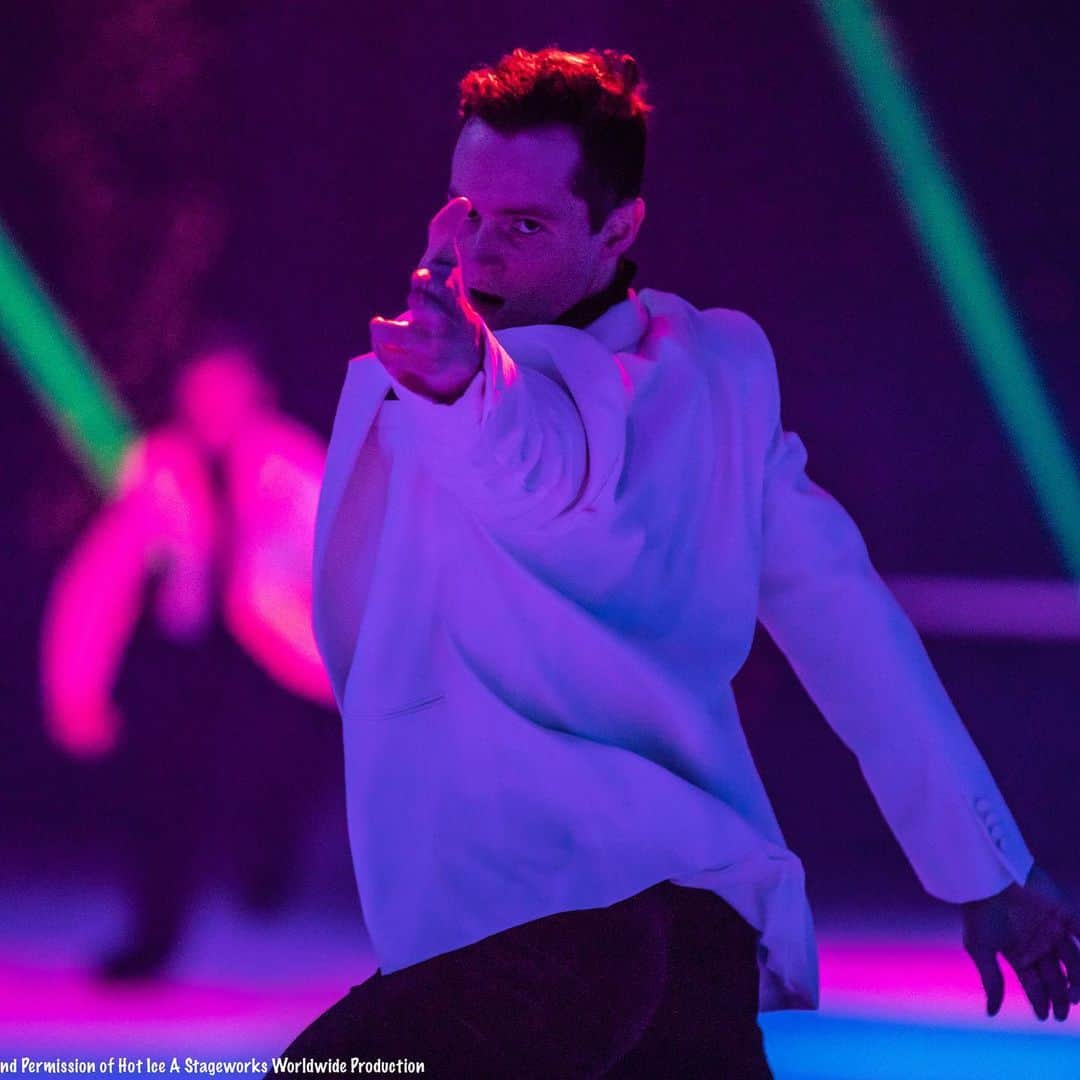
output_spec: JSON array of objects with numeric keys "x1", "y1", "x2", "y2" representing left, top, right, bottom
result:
[{"x1": 601, "y1": 196, "x2": 646, "y2": 258}]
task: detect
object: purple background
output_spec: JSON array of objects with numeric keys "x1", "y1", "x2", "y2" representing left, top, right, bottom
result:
[{"x1": 1, "y1": 1, "x2": 1077, "y2": 935}]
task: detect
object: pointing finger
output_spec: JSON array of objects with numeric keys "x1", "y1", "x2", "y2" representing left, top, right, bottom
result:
[{"x1": 420, "y1": 196, "x2": 471, "y2": 274}]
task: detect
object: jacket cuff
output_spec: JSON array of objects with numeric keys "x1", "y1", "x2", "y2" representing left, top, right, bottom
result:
[
  {"x1": 388, "y1": 322, "x2": 521, "y2": 473},
  {"x1": 389, "y1": 347, "x2": 484, "y2": 424}
]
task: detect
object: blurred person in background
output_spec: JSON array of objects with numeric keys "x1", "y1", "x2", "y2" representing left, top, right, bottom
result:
[{"x1": 41, "y1": 335, "x2": 336, "y2": 980}]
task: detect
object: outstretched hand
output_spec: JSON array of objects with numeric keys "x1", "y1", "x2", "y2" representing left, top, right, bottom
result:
[
  {"x1": 961, "y1": 863, "x2": 1080, "y2": 1020},
  {"x1": 368, "y1": 196, "x2": 486, "y2": 402}
]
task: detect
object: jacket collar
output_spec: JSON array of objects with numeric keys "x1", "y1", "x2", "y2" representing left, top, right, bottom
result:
[{"x1": 554, "y1": 256, "x2": 651, "y2": 355}]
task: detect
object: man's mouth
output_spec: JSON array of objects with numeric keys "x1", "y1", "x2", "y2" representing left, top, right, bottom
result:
[{"x1": 468, "y1": 287, "x2": 505, "y2": 312}]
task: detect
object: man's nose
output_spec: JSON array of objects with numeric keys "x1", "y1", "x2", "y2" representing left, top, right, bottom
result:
[{"x1": 462, "y1": 221, "x2": 504, "y2": 266}]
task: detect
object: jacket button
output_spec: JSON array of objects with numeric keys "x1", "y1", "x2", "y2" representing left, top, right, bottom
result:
[
  {"x1": 990, "y1": 824, "x2": 1005, "y2": 841},
  {"x1": 974, "y1": 796, "x2": 991, "y2": 813}
]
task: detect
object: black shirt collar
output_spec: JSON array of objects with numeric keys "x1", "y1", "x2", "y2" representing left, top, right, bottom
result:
[{"x1": 552, "y1": 256, "x2": 638, "y2": 330}]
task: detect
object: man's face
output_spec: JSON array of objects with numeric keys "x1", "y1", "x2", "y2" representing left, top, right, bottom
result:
[{"x1": 447, "y1": 118, "x2": 614, "y2": 330}]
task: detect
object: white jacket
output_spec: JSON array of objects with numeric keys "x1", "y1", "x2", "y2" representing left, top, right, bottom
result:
[{"x1": 312, "y1": 286, "x2": 1034, "y2": 1011}]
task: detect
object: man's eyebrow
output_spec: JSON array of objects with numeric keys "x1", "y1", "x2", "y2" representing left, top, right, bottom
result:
[{"x1": 446, "y1": 187, "x2": 555, "y2": 219}]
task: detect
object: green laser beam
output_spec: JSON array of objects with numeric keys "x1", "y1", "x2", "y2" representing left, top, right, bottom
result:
[
  {"x1": 0, "y1": 220, "x2": 137, "y2": 491},
  {"x1": 815, "y1": 0, "x2": 1080, "y2": 579}
]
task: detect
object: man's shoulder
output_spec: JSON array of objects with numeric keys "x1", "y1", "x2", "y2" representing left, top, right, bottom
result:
[
  {"x1": 636, "y1": 288, "x2": 779, "y2": 395},
  {"x1": 638, "y1": 288, "x2": 770, "y2": 349}
]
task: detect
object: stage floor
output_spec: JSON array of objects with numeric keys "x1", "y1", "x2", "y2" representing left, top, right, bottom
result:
[{"x1": 0, "y1": 879, "x2": 1076, "y2": 1078}]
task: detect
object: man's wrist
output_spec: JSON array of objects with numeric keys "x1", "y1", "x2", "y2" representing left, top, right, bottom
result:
[{"x1": 399, "y1": 339, "x2": 485, "y2": 405}]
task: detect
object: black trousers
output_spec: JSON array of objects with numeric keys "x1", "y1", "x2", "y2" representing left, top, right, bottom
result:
[{"x1": 273, "y1": 880, "x2": 774, "y2": 1078}]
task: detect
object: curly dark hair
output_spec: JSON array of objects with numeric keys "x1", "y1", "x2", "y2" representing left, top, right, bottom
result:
[{"x1": 457, "y1": 46, "x2": 652, "y2": 233}]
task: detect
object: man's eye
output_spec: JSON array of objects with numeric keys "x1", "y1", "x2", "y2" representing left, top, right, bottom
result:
[{"x1": 513, "y1": 218, "x2": 541, "y2": 235}]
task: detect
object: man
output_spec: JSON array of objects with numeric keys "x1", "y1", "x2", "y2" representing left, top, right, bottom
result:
[{"x1": 280, "y1": 47, "x2": 1079, "y2": 1076}]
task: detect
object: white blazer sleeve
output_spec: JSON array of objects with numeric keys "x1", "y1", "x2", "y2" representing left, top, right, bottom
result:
[
  {"x1": 389, "y1": 321, "x2": 627, "y2": 532},
  {"x1": 747, "y1": 316, "x2": 1035, "y2": 903}
]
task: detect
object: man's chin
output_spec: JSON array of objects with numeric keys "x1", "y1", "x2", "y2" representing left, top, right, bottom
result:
[
  {"x1": 480, "y1": 309, "x2": 514, "y2": 331},
  {"x1": 470, "y1": 299, "x2": 562, "y2": 330},
  {"x1": 469, "y1": 296, "x2": 507, "y2": 328}
]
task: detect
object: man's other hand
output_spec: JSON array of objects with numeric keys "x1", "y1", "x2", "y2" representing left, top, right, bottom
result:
[
  {"x1": 369, "y1": 196, "x2": 486, "y2": 403},
  {"x1": 961, "y1": 863, "x2": 1080, "y2": 1021}
]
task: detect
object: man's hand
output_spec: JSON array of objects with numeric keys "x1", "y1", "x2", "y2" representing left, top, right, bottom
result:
[
  {"x1": 368, "y1": 196, "x2": 486, "y2": 403},
  {"x1": 961, "y1": 863, "x2": 1080, "y2": 1020}
]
